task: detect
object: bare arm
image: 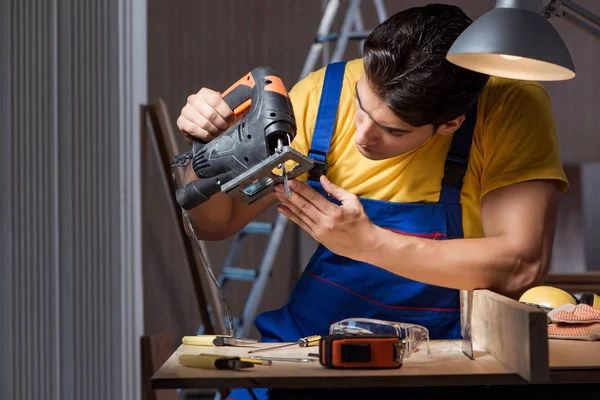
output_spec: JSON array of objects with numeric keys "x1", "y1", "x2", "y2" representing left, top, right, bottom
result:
[
  {"x1": 361, "y1": 179, "x2": 560, "y2": 298},
  {"x1": 356, "y1": 85, "x2": 566, "y2": 298},
  {"x1": 274, "y1": 176, "x2": 560, "y2": 299},
  {"x1": 180, "y1": 154, "x2": 277, "y2": 241}
]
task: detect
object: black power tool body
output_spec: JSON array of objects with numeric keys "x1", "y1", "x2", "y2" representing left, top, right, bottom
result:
[{"x1": 173, "y1": 66, "x2": 315, "y2": 210}]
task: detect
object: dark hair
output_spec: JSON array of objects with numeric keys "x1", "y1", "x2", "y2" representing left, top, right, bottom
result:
[{"x1": 363, "y1": 3, "x2": 489, "y2": 127}]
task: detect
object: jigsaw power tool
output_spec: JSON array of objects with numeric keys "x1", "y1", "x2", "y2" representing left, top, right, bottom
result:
[{"x1": 173, "y1": 66, "x2": 315, "y2": 210}]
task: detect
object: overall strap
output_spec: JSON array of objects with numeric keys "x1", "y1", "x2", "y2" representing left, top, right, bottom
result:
[
  {"x1": 439, "y1": 99, "x2": 479, "y2": 206},
  {"x1": 307, "y1": 61, "x2": 347, "y2": 182}
]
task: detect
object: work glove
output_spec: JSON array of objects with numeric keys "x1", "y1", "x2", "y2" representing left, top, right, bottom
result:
[{"x1": 547, "y1": 303, "x2": 600, "y2": 341}]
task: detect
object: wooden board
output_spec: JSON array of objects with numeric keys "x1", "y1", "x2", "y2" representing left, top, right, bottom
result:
[
  {"x1": 549, "y1": 339, "x2": 600, "y2": 384},
  {"x1": 471, "y1": 290, "x2": 550, "y2": 383},
  {"x1": 549, "y1": 339, "x2": 600, "y2": 369},
  {"x1": 151, "y1": 340, "x2": 525, "y2": 390}
]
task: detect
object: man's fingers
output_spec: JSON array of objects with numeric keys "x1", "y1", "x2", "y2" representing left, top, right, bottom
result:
[
  {"x1": 179, "y1": 106, "x2": 221, "y2": 139},
  {"x1": 176, "y1": 86, "x2": 236, "y2": 143},
  {"x1": 205, "y1": 90, "x2": 235, "y2": 124},
  {"x1": 287, "y1": 180, "x2": 338, "y2": 214},
  {"x1": 276, "y1": 190, "x2": 320, "y2": 229},
  {"x1": 177, "y1": 116, "x2": 205, "y2": 140},
  {"x1": 196, "y1": 102, "x2": 230, "y2": 132},
  {"x1": 320, "y1": 175, "x2": 350, "y2": 203},
  {"x1": 277, "y1": 205, "x2": 316, "y2": 238},
  {"x1": 181, "y1": 101, "x2": 223, "y2": 135},
  {"x1": 175, "y1": 115, "x2": 194, "y2": 143},
  {"x1": 190, "y1": 94, "x2": 230, "y2": 131}
]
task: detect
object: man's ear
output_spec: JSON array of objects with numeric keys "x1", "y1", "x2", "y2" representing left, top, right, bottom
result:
[{"x1": 437, "y1": 114, "x2": 465, "y2": 136}]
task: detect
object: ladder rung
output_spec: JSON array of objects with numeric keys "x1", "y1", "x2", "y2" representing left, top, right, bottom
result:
[
  {"x1": 221, "y1": 267, "x2": 258, "y2": 281},
  {"x1": 315, "y1": 30, "x2": 371, "y2": 43},
  {"x1": 315, "y1": 33, "x2": 339, "y2": 43},
  {"x1": 241, "y1": 222, "x2": 273, "y2": 235},
  {"x1": 347, "y1": 31, "x2": 372, "y2": 39}
]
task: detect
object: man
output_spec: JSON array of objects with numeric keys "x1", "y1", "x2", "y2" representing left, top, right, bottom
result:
[{"x1": 177, "y1": 3, "x2": 568, "y2": 398}]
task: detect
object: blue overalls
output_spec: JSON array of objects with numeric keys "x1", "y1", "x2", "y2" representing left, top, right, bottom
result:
[{"x1": 226, "y1": 61, "x2": 479, "y2": 400}]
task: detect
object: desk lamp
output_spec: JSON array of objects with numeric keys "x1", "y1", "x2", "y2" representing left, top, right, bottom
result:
[{"x1": 446, "y1": 0, "x2": 600, "y2": 81}]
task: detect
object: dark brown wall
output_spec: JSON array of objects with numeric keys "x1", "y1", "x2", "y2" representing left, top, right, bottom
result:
[
  {"x1": 143, "y1": 0, "x2": 600, "y2": 343},
  {"x1": 144, "y1": 0, "x2": 328, "y2": 343}
]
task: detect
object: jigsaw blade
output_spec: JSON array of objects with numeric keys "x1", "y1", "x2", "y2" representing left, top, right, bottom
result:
[{"x1": 282, "y1": 163, "x2": 290, "y2": 198}]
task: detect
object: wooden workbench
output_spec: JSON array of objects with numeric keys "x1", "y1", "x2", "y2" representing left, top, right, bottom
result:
[
  {"x1": 151, "y1": 339, "x2": 600, "y2": 390},
  {"x1": 548, "y1": 339, "x2": 600, "y2": 383},
  {"x1": 151, "y1": 290, "x2": 600, "y2": 392}
]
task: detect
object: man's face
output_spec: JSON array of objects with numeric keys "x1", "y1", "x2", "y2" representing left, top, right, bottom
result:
[{"x1": 353, "y1": 76, "x2": 461, "y2": 160}]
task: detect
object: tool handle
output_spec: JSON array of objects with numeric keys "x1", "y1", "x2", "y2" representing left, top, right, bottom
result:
[
  {"x1": 221, "y1": 72, "x2": 255, "y2": 116},
  {"x1": 220, "y1": 67, "x2": 289, "y2": 117},
  {"x1": 176, "y1": 170, "x2": 236, "y2": 210},
  {"x1": 299, "y1": 335, "x2": 322, "y2": 347},
  {"x1": 182, "y1": 335, "x2": 224, "y2": 346},
  {"x1": 179, "y1": 354, "x2": 225, "y2": 369},
  {"x1": 179, "y1": 354, "x2": 254, "y2": 370},
  {"x1": 175, "y1": 178, "x2": 218, "y2": 210}
]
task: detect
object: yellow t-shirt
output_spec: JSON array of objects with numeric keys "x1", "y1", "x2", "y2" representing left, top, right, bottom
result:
[{"x1": 288, "y1": 58, "x2": 568, "y2": 239}]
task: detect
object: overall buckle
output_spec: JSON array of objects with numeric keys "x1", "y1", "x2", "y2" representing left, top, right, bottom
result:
[{"x1": 308, "y1": 149, "x2": 328, "y2": 181}]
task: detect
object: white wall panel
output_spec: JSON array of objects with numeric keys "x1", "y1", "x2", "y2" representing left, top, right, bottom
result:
[{"x1": 0, "y1": 0, "x2": 147, "y2": 399}]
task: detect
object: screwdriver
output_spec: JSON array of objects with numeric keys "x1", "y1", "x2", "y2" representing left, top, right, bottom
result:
[
  {"x1": 179, "y1": 354, "x2": 258, "y2": 370},
  {"x1": 247, "y1": 335, "x2": 321, "y2": 354},
  {"x1": 182, "y1": 335, "x2": 258, "y2": 347}
]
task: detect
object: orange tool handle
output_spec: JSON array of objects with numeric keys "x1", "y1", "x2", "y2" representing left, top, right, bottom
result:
[{"x1": 221, "y1": 70, "x2": 290, "y2": 116}]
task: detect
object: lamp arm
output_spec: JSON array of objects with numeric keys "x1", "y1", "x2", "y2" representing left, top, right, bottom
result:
[{"x1": 545, "y1": 0, "x2": 600, "y2": 40}]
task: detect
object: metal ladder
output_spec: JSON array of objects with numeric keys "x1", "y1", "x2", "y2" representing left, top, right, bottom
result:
[
  {"x1": 198, "y1": 0, "x2": 389, "y2": 343},
  {"x1": 299, "y1": 0, "x2": 388, "y2": 80}
]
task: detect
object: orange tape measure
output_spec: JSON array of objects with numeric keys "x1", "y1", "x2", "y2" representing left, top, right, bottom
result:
[{"x1": 318, "y1": 335, "x2": 405, "y2": 369}]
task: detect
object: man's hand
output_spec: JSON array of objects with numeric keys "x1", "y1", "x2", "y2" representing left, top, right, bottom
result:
[
  {"x1": 177, "y1": 87, "x2": 235, "y2": 143},
  {"x1": 274, "y1": 175, "x2": 379, "y2": 260}
]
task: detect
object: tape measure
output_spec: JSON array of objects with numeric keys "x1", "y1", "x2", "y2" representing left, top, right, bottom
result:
[{"x1": 318, "y1": 335, "x2": 405, "y2": 369}]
